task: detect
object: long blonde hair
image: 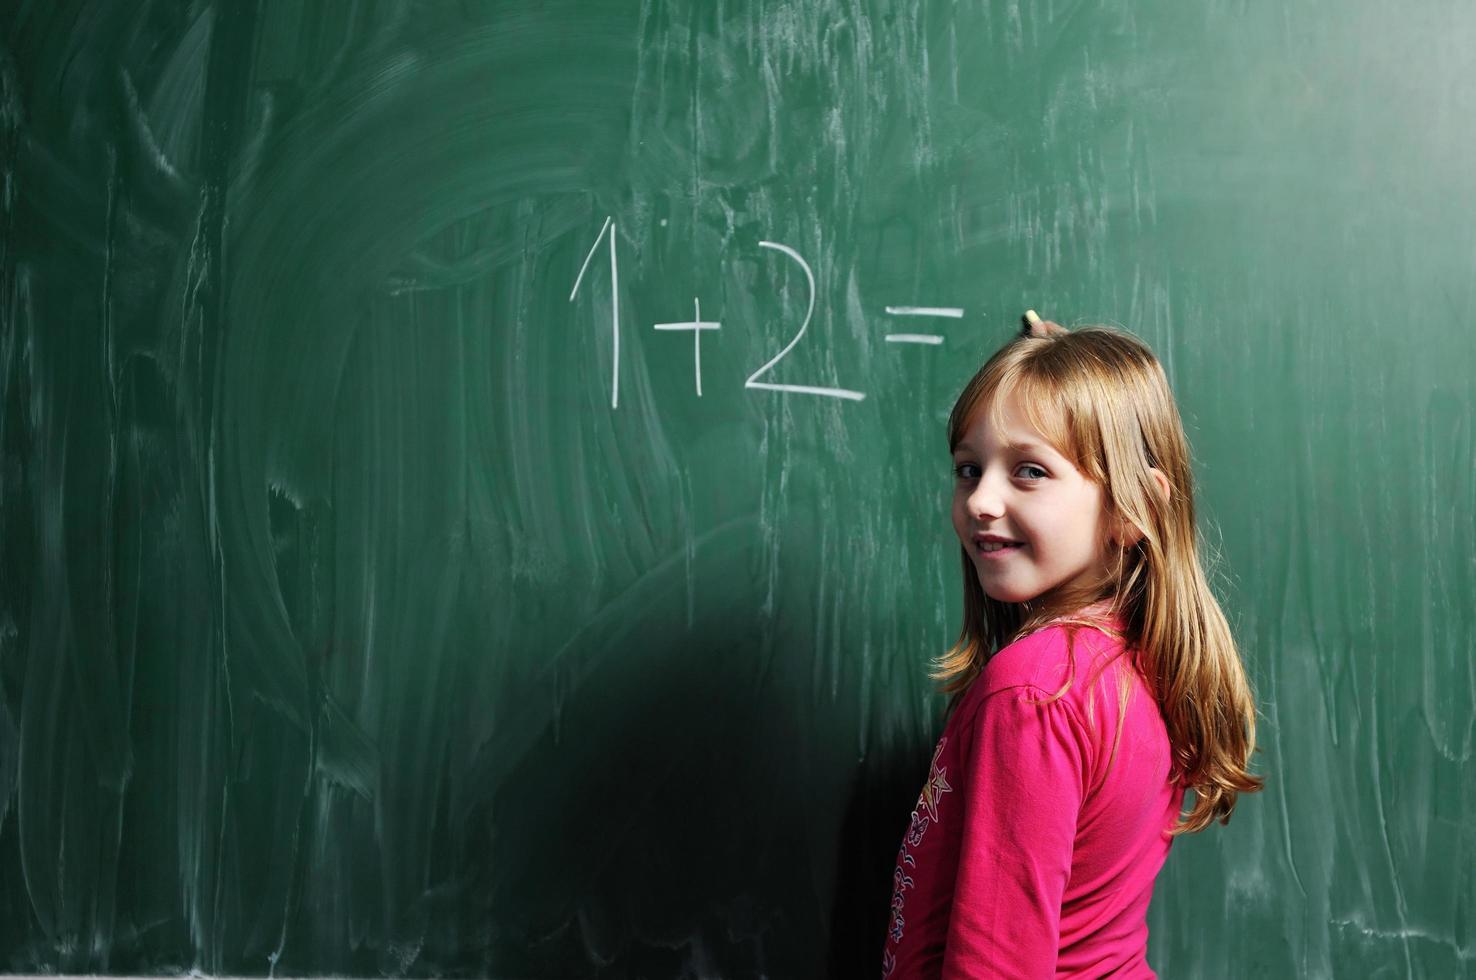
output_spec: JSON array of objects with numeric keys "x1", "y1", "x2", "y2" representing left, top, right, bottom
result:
[{"x1": 932, "y1": 324, "x2": 1264, "y2": 835}]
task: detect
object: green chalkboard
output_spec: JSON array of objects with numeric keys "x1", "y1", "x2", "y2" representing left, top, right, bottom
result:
[{"x1": 2, "y1": 1, "x2": 1473, "y2": 976}]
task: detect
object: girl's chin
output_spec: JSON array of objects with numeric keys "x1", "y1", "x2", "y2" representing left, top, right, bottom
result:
[{"x1": 976, "y1": 577, "x2": 1039, "y2": 604}]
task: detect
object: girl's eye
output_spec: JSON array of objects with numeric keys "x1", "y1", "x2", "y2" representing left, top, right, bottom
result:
[{"x1": 955, "y1": 462, "x2": 1047, "y2": 480}]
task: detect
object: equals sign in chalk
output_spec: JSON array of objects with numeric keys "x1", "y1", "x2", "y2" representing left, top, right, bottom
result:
[{"x1": 884, "y1": 305, "x2": 963, "y2": 344}]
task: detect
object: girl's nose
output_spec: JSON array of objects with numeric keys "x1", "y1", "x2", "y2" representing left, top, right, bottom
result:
[{"x1": 967, "y1": 480, "x2": 1005, "y2": 520}]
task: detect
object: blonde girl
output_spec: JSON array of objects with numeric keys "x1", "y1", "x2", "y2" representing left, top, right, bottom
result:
[{"x1": 882, "y1": 315, "x2": 1263, "y2": 979}]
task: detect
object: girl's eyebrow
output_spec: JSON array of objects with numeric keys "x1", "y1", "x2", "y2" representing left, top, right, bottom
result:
[{"x1": 952, "y1": 438, "x2": 1056, "y2": 457}]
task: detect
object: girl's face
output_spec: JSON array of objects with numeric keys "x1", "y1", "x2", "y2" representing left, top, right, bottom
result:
[{"x1": 950, "y1": 390, "x2": 1113, "y2": 604}]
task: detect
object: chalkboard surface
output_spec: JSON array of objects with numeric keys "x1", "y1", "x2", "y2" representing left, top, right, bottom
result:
[{"x1": 2, "y1": 2, "x2": 1473, "y2": 977}]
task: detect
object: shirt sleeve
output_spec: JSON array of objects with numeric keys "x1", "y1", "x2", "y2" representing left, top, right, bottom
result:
[{"x1": 941, "y1": 686, "x2": 1092, "y2": 979}]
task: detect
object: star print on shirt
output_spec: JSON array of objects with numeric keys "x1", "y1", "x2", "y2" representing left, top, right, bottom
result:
[{"x1": 920, "y1": 737, "x2": 953, "y2": 822}]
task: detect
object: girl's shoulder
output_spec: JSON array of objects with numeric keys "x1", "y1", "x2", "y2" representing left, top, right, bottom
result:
[{"x1": 976, "y1": 616, "x2": 1130, "y2": 703}]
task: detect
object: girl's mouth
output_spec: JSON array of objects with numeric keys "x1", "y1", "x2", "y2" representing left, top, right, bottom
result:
[{"x1": 978, "y1": 541, "x2": 1025, "y2": 559}]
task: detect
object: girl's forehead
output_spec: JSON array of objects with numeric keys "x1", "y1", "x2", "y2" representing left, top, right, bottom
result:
[{"x1": 962, "y1": 386, "x2": 1068, "y2": 453}]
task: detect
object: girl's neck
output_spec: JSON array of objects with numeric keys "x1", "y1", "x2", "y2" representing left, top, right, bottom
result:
[
  {"x1": 1073, "y1": 597, "x2": 1118, "y2": 619},
  {"x1": 1018, "y1": 596, "x2": 1123, "y2": 639}
]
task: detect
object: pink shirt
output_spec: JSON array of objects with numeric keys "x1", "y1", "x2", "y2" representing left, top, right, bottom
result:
[{"x1": 882, "y1": 619, "x2": 1186, "y2": 978}]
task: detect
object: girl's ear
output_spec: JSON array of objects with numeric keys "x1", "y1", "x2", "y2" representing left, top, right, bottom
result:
[
  {"x1": 1111, "y1": 468, "x2": 1171, "y2": 548},
  {"x1": 1148, "y1": 467, "x2": 1171, "y2": 504}
]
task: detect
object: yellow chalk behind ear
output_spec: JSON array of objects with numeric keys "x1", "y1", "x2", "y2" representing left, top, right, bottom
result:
[{"x1": 1020, "y1": 309, "x2": 1068, "y2": 338}]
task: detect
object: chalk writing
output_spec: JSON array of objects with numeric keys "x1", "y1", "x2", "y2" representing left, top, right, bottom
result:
[
  {"x1": 570, "y1": 216, "x2": 621, "y2": 409},
  {"x1": 571, "y1": 220, "x2": 974, "y2": 410},
  {"x1": 653, "y1": 298, "x2": 721, "y2": 397},
  {"x1": 748, "y1": 240, "x2": 866, "y2": 402}
]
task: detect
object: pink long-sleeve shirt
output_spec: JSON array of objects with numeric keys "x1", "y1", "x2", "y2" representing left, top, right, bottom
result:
[{"x1": 882, "y1": 619, "x2": 1186, "y2": 979}]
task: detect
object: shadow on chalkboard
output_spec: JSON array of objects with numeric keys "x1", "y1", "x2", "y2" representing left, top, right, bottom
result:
[
  {"x1": 466, "y1": 618, "x2": 816, "y2": 976},
  {"x1": 457, "y1": 544, "x2": 937, "y2": 977},
  {"x1": 435, "y1": 524, "x2": 902, "y2": 977},
  {"x1": 824, "y1": 738, "x2": 932, "y2": 978}
]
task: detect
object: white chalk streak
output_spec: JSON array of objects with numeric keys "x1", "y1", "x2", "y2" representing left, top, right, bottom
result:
[
  {"x1": 885, "y1": 334, "x2": 944, "y2": 345},
  {"x1": 569, "y1": 215, "x2": 612, "y2": 302},
  {"x1": 885, "y1": 305, "x2": 964, "y2": 318},
  {"x1": 748, "y1": 240, "x2": 867, "y2": 402},
  {"x1": 609, "y1": 223, "x2": 619, "y2": 409},
  {"x1": 653, "y1": 298, "x2": 720, "y2": 397},
  {"x1": 568, "y1": 216, "x2": 619, "y2": 409},
  {"x1": 747, "y1": 381, "x2": 866, "y2": 401}
]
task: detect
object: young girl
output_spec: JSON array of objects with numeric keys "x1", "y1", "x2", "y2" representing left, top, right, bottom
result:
[{"x1": 882, "y1": 315, "x2": 1264, "y2": 978}]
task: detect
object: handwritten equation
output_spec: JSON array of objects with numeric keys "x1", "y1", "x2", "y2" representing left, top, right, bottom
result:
[{"x1": 569, "y1": 217, "x2": 963, "y2": 409}]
